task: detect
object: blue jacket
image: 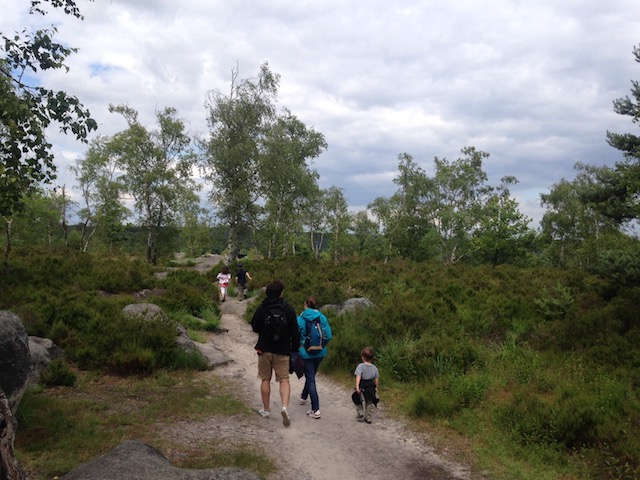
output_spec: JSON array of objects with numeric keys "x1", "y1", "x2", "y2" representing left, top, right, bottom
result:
[{"x1": 297, "y1": 308, "x2": 332, "y2": 359}]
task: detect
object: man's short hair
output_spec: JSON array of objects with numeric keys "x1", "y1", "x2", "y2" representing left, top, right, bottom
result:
[{"x1": 266, "y1": 280, "x2": 285, "y2": 298}]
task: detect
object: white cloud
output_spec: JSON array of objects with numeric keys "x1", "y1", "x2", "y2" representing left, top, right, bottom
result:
[{"x1": 3, "y1": 0, "x2": 640, "y2": 227}]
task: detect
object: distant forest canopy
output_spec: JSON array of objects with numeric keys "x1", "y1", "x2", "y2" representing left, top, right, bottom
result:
[{"x1": 1, "y1": 0, "x2": 639, "y2": 273}]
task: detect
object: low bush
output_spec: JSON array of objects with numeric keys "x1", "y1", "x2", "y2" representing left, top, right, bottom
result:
[
  {"x1": 407, "y1": 385, "x2": 459, "y2": 418},
  {"x1": 170, "y1": 349, "x2": 209, "y2": 371},
  {"x1": 157, "y1": 269, "x2": 215, "y2": 316},
  {"x1": 111, "y1": 347, "x2": 157, "y2": 375},
  {"x1": 40, "y1": 359, "x2": 77, "y2": 387},
  {"x1": 405, "y1": 372, "x2": 490, "y2": 419}
]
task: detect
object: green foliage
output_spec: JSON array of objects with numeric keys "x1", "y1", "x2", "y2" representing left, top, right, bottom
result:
[
  {"x1": 156, "y1": 269, "x2": 215, "y2": 316},
  {"x1": 111, "y1": 348, "x2": 157, "y2": 375},
  {"x1": 406, "y1": 372, "x2": 490, "y2": 418},
  {"x1": 0, "y1": 1, "x2": 97, "y2": 217},
  {"x1": 170, "y1": 306, "x2": 220, "y2": 332},
  {"x1": 106, "y1": 105, "x2": 200, "y2": 265},
  {"x1": 376, "y1": 335, "x2": 483, "y2": 382},
  {"x1": 40, "y1": 359, "x2": 77, "y2": 387},
  {"x1": 583, "y1": 45, "x2": 640, "y2": 226},
  {"x1": 534, "y1": 283, "x2": 575, "y2": 320},
  {"x1": 494, "y1": 383, "x2": 619, "y2": 450},
  {"x1": 170, "y1": 349, "x2": 209, "y2": 371},
  {"x1": 201, "y1": 62, "x2": 280, "y2": 261},
  {"x1": 0, "y1": 249, "x2": 216, "y2": 375},
  {"x1": 588, "y1": 234, "x2": 640, "y2": 292},
  {"x1": 200, "y1": 305, "x2": 221, "y2": 331},
  {"x1": 5, "y1": 249, "x2": 640, "y2": 478},
  {"x1": 179, "y1": 210, "x2": 214, "y2": 257}
]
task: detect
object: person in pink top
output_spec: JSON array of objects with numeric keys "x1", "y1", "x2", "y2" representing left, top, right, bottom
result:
[{"x1": 216, "y1": 265, "x2": 232, "y2": 302}]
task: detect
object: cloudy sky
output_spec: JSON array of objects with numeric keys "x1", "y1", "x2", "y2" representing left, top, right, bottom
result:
[{"x1": 4, "y1": 0, "x2": 640, "y2": 227}]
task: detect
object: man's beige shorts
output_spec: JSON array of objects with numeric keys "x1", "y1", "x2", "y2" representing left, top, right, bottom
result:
[{"x1": 257, "y1": 352, "x2": 290, "y2": 382}]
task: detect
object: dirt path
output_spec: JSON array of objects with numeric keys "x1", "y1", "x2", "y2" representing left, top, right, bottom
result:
[{"x1": 164, "y1": 256, "x2": 472, "y2": 480}]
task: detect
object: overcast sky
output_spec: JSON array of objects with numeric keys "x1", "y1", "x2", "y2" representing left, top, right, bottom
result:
[{"x1": 4, "y1": 0, "x2": 640, "y2": 227}]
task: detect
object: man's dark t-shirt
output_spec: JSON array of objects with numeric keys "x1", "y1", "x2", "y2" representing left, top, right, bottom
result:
[
  {"x1": 251, "y1": 297, "x2": 299, "y2": 356},
  {"x1": 236, "y1": 268, "x2": 249, "y2": 286}
]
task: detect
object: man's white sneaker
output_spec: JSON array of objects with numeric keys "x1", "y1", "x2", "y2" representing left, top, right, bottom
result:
[
  {"x1": 281, "y1": 407, "x2": 290, "y2": 427},
  {"x1": 299, "y1": 397, "x2": 307, "y2": 405},
  {"x1": 258, "y1": 409, "x2": 271, "y2": 418},
  {"x1": 306, "y1": 409, "x2": 321, "y2": 419}
]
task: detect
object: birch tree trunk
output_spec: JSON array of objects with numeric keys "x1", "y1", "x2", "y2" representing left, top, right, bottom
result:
[{"x1": 0, "y1": 391, "x2": 25, "y2": 480}]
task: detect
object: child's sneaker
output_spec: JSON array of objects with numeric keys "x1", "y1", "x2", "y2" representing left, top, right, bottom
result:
[
  {"x1": 299, "y1": 396, "x2": 307, "y2": 405},
  {"x1": 258, "y1": 409, "x2": 271, "y2": 418},
  {"x1": 281, "y1": 407, "x2": 290, "y2": 427},
  {"x1": 306, "y1": 409, "x2": 321, "y2": 419}
]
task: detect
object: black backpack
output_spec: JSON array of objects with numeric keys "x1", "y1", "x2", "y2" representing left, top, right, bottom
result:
[{"x1": 264, "y1": 304, "x2": 288, "y2": 343}]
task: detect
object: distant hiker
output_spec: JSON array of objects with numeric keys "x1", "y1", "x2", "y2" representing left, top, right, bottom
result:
[
  {"x1": 234, "y1": 263, "x2": 252, "y2": 301},
  {"x1": 251, "y1": 280, "x2": 300, "y2": 427},
  {"x1": 297, "y1": 296, "x2": 332, "y2": 419},
  {"x1": 351, "y1": 346, "x2": 380, "y2": 423},
  {"x1": 216, "y1": 265, "x2": 231, "y2": 302}
]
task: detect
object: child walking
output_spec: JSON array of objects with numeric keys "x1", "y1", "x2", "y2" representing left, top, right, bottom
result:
[
  {"x1": 352, "y1": 346, "x2": 380, "y2": 423},
  {"x1": 216, "y1": 266, "x2": 231, "y2": 302}
]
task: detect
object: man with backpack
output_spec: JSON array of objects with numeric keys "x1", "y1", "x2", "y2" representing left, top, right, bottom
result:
[
  {"x1": 251, "y1": 280, "x2": 299, "y2": 427},
  {"x1": 297, "y1": 296, "x2": 332, "y2": 419}
]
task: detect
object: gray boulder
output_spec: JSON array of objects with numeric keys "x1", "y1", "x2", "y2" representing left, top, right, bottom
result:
[
  {"x1": 61, "y1": 439, "x2": 260, "y2": 480},
  {"x1": 28, "y1": 336, "x2": 65, "y2": 386},
  {"x1": 0, "y1": 310, "x2": 31, "y2": 414},
  {"x1": 122, "y1": 302, "x2": 167, "y2": 321},
  {"x1": 321, "y1": 297, "x2": 376, "y2": 316},
  {"x1": 196, "y1": 341, "x2": 232, "y2": 369}
]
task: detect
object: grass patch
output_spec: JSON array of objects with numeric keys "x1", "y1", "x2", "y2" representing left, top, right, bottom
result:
[
  {"x1": 15, "y1": 370, "x2": 264, "y2": 480},
  {"x1": 177, "y1": 440, "x2": 277, "y2": 478}
]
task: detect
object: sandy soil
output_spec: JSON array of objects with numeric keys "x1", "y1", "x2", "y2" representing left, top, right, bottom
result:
[{"x1": 160, "y1": 255, "x2": 474, "y2": 480}]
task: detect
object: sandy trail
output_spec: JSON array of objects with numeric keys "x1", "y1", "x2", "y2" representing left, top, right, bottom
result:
[{"x1": 164, "y1": 255, "x2": 473, "y2": 480}]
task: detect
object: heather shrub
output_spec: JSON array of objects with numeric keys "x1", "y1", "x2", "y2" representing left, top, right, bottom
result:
[
  {"x1": 406, "y1": 371, "x2": 489, "y2": 418},
  {"x1": 111, "y1": 347, "x2": 157, "y2": 375},
  {"x1": 170, "y1": 349, "x2": 209, "y2": 371},
  {"x1": 40, "y1": 359, "x2": 77, "y2": 387},
  {"x1": 171, "y1": 308, "x2": 220, "y2": 332},
  {"x1": 407, "y1": 384, "x2": 459, "y2": 418},
  {"x1": 157, "y1": 269, "x2": 214, "y2": 315},
  {"x1": 376, "y1": 334, "x2": 483, "y2": 382},
  {"x1": 320, "y1": 310, "x2": 375, "y2": 373}
]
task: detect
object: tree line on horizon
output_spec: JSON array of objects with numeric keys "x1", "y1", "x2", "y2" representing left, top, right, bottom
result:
[{"x1": 2, "y1": 1, "x2": 639, "y2": 282}]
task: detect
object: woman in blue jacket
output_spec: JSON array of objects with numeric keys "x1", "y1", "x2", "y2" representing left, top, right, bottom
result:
[{"x1": 297, "y1": 295, "x2": 332, "y2": 419}]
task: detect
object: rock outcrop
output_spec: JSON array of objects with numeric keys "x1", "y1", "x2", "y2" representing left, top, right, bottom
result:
[
  {"x1": 61, "y1": 439, "x2": 260, "y2": 480},
  {"x1": 28, "y1": 336, "x2": 65, "y2": 386},
  {"x1": 0, "y1": 310, "x2": 30, "y2": 480},
  {"x1": 0, "y1": 311, "x2": 31, "y2": 415},
  {"x1": 322, "y1": 297, "x2": 376, "y2": 316}
]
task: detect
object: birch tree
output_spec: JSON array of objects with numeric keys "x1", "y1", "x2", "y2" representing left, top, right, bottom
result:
[
  {"x1": 1, "y1": 0, "x2": 96, "y2": 272},
  {"x1": 259, "y1": 110, "x2": 326, "y2": 258},
  {"x1": 202, "y1": 63, "x2": 278, "y2": 264},
  {"x1": 424, "y1": 147, "x2": 491, "y2": 264},
  {"x1": 71, "y1": 137, "x2": 128, "y2": 252},
  {"x1": 108, "y1": 105, "x2": 198, "y2": 264}
]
